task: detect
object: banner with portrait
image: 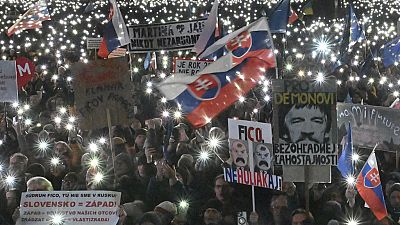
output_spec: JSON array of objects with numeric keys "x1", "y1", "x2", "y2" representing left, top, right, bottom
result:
[
  {"x1": 128, "y1": 18, "x2": 206, "y2": 52},
  {"x1": 337, "y1": 103, "x2": 400, "y2": 152},
  {"x1": 272, "y1": 79, "x2": 338, "y2": 166},
  {"x1": 224, "y1": 119, "x2": 282, "y2": 191}
]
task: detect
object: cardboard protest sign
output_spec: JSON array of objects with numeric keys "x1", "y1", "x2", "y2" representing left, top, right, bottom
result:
[
  {"x1": 72, "y1": 58, "x2": 135, "y2": 130},
  {"x1": 272, "y1": 79, "x2": 338, "y2": 166},
  {"x1": 224, "y1": 119, "x2": 282, "y2": 191},
  {"x1": 16, "y1": 57, "x2": 35, "y2": 89},
  {"x1": 337, "y1": 103, "x2": 400, "y2": 152},
  {"x1": 19, "y1": 191, "x2": 121, "y2": 225},
  {"x1": 128, "y1": 18, "x2": 206, "y2": 52},
  {"x1": 0, "y1": 61, "x2": 18, "y2": 102},
  {"x1": 173, "y1": 58, "x2": 213, "y2": 76}
]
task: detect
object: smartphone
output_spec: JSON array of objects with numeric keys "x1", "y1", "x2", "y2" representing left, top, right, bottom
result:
[{"x1": 237, "y1": 212, "x2": 247, "y2": 225}]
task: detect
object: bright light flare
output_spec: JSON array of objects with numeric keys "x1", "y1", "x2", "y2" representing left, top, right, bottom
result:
[
  {"x1": 59, "y1": 107, "x2": 67, "y2": 114},
  {"x1": 65, "y1": 123, "x2": 73, "y2": 130},
  {"x1": 4, "y1": 174, "x2": 16, "y2": 187},
  {"x1": 50, "y1": 157, "x2": 60, "y2": 166},
  {"x1": 174, "y1": 111, "x2": 182, "y2": 119},
  {"x1": 88, "y1": 143, "x2": 99, "y2": 153},
  {"x1": 162, "y1": 110, "x2": 169, "y2": 118},
  {"x1": 345, "y1": 175, "x2": 356, "y2": 186},
  {"x1": 98, "y1": 137, "x2": 107, "y2": 145},
  {"x1": 89, "y1": 157, "x2": 100, "y2": 169},
  {"x1": 352, "y1": 153, "x2": 360, "y2": 162},
  {"x1": 50, "y1": 213, "x2": 64, "y2": 225},
  {"x1": 54, "y1": 116, "x2": 62, "y2": 124},
  {"x1": 93, "y1": 172, "x2": 104, "y2": 184},
  {"x1": 199, "y1": 151, "x2": 210, "y2": 161},
  {"x1": 179, "y1": 200, "x2": 189, "y2": 209}
]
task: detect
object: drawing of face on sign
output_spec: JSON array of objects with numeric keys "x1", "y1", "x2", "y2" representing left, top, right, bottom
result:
[
  {"x1": 230, "y1": 139, "x2": 249, "y2": 168},
  {"x1": 253, "y1": 143, "x2": 273, "y2": 172}
]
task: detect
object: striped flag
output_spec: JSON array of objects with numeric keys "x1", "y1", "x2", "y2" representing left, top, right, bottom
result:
[
  {"x1": 98, "y1": 0, "x2": 130, "y2": 58},
  {"x1": 7, "y1": 0, "x2": 51, "y2": 37}
]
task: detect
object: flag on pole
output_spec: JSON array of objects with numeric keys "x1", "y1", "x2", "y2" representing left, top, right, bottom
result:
[
  {"x1": 193, "y1": 0, "x2": 220, "y2": 58},
  {"x1": 381, "y1": 36, "x2": 400, "y2": 67},
  {"x1": 84, "y1": 1, "x2": 95, "y2": 13},
  {"x1": 338, "y1": 123, "x2": 353, "y2": 177},
  {"x1": 268, "y1": 0, "x2": 290, "y2": 33},
  {"x1": 6, "y1": 0, "x2": 51, "y2": 37},
  {"x1": 302, "y1": 1, "x2": 313, "y2": 15},
  {"x1": 288, "y1": 7, "x2": 299, "y2": 24},
  {"x1": 157, "y1": 17, "x2": 276, "y2": 128},
  {"x1": 98, "y1": 0, "x2": 130, "y2": 58},
  {"x1": 356, "y1": 151, "x2": 388, "y2": 220},
  {"x1": 349, "y1": 5, "x2": 365, "y2": 47},
  {"x1": 390, "y1": 98, "x2": 400, "y2": 109}
]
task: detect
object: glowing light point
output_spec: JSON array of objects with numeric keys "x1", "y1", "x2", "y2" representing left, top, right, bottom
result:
[
  {"x1": 174, "y1": 111, "x2": 182, "y2": 119},
  {"x1": 51, "y1": 157, "x2": 60, "y2": 166},
  {"x1": 94, "y1": 172, "x2": 104, "y2": 184},
  {"x1": 50, "y1": 213, "x2": 64, "y2": 225},
  {"x1": 54, "y1": 116, "x2": 62, "y2": 124},
  {"x1": 179, "y1": 200, "x2": 189, "y2": 209},
  {"x1": 352, "y1": 153, "x2": 360, "y2": 162},
  {"x1": 89, "y1": 143, "x2": 99, "y2": 153},
  {"x1": 199, "y1": 151, "x2": 210, "y2": 161},
  {"x1": 346, "y1": 175, "x2": 356, "y2": 186},
  {"x1": 59, "y1": 107, "x2": 67, "y2": 114},
  {"x1": 162, "y1": 111, "x2": 169, "y2": 118},
  {"x1": 98, "y1": 137, "x2": 107, "y2": 145},
  {"x1": 5, "y1": 175, "x2": 16, "y2": 186}
]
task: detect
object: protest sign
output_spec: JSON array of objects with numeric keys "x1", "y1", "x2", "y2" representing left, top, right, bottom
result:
[
  {"x1": 86, "y1": 38, "x2": 102, "y2": 49},
  {"x1": 16, "y1": 57, "x2": 35, "y2": 89},
  {"x1": 19, "y1": 191, "x2": 121, "y2": 225},
  {"x1": 173, "y1": 58, "x2": 213, "y2": 76},
  {"x1": 225, "y1": 119, "x2": 281, "y2": 191},
  {"x1": 128, "y1": 18, "x2": 207, "y2": 52},
  {"x1": 72, "y1": 58, "x2": 135, "y2": 130},
  {"x1": 272, "y1": 79, "x2": 338, "y2": 166},
  {"x1": 337, "y1": 103, "x2": 400, "y2": 152},
  {"x1": 0, "y1": 61, "x2": 18, "y2": 102}
]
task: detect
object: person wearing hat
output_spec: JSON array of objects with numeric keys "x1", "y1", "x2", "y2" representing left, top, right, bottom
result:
[{"x1": 154, "y1": 201, "x2": 177, "y2": 225}]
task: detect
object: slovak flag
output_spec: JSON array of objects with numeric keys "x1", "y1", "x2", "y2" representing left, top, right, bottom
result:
[
  {"x1": 157, "y1": 17, "x2": 276, "y2": 128},
  {"x1": 98, "y1": 0, "x2": 130, "y2": 58},
  {"x1": 193, "y1": 0, "x2": 219, "y2": 58},
  {"x1": 356, "y1": 151, "x2": 388, "y2": 220}
]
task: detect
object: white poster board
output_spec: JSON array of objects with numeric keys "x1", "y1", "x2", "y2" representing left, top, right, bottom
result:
[
  {"x1": 19, "y1": 191, "x2": 121, "y2": 225},
  {"x1": 0, "y1": 61, "x2": 18, "y2": 102}
]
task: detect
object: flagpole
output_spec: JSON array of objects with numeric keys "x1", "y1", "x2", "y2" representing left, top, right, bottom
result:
[{"x1": 265, "y1": 17, "x2": 280, "y2": 79}]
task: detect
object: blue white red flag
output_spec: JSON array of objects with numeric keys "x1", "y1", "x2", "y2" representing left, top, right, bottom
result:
[
  {"x1": 98, "y1": 0, "x2": 130, "y2": 58},
  {"x1": 157, "y1": 17, "x2": 276, "y2": 128},
  {"x1": 193, "y1": 0, "x2": 220, "y2": 58},
  {"x1": 7, "y1": 0, "x2": 51, "y2": 37},
  {"x1": 356, "y1": 151, "x2": 388, "y2": 220}
]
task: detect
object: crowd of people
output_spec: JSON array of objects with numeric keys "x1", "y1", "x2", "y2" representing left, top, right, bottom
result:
[{"x1": 1, "y1": 0, "x2": 400, "y2": 225}]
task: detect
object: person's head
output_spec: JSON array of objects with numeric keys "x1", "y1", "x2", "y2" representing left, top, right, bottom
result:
[
  {"x1": 214, "y1": 174, "x2": 233, "y2": 203},
  {"x1": 203, "y1": 199, "x2": 223, "y2": 225},
  {"x1": 230, "y1": 140, "x2": 248, "y2": 167},
  {"x1": 138, "y1": 212, "x2": 162, "y2": 225},
  {"x1": 115, "y1": 153, "x2": 133, "y2": 178},
  {"x1": 27, "y1": 176, "x2": 53, "y2": 191},
  {"x1": 61, "y1": 172, "x2": 79, "y2": 191},
  {"x1": 6, "y1": 189, "x2": 21, "y2": 213},
  {"x1": 291, "y1": 208, "x2": 314, "y2": 225},
  {"x1": 154, "y1": 201, "x2": 177, "y2": 225},
  {"x1": 282, "y1": 104, "x2": 331, "y2": 143},
  {"x1": 270, "y1": 194, "x2": 288, "y2": 218},
  {"x1": 389, "y1": 183, "x2": 400, "y2": 208},
  {"x1": 254, "y1": 143, "x2": 272, "y2": 171},
  {"x1": 9, "y1": 153, "x2": 28, "y2": 175},
  {"x1": 135, "y1": 128, "x2": 147, "y2": 148},
  {"x1": 54, "y1": 141, "x2": 72, "y2": 167}
]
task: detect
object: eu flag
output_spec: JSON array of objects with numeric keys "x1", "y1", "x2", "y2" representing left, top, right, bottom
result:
[
  {"x1": 338, "y1": 123, "x2": 353, "y2": 177},
  {"x1": 349, "y1": 6, "x2": 365, "y2": 46},
  {"x1": 382, "y1": 36, "x2": 400, "y2": 67}
]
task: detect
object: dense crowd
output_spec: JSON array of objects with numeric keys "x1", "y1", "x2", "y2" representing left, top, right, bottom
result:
[{"x1": 1, "y1": 0, "x2": 400, "y2": 225}]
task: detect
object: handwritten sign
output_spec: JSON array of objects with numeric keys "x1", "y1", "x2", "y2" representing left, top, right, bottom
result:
[
  {"x1": 72, "y1": 58, "x2": 135, "y2": 130},
  {"x1": 128, "y1": 18, "x2": 206, "y2": 52},
  {"x1": 173, "y1": 58, "x2": 213, "y2": 76},
  {"x1": 337, "y1": 103, "x2": 400, "y2": 152},
  {"x1": 0, "y1": 61, "x2": 17, "y2": 102},
  {"x1": 19, "y1": 191, "x2": 121, "y2": 225}
]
